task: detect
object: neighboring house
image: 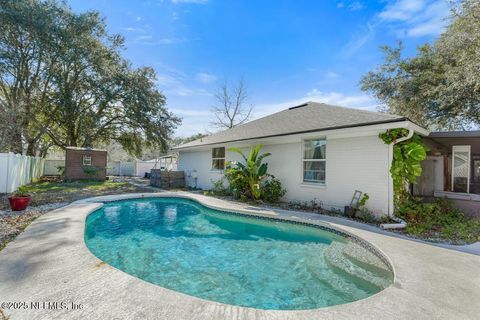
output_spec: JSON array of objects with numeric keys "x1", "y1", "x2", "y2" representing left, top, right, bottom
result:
[
  {"x1": 174, "y1": 102, "x2": 428, "y2": 217},
  {"x1": 65, "y1": 147, "x2": 107, "y2": 181},
  {"x1": 414, "y1": 131, "x2": 480, "y2": 218}
]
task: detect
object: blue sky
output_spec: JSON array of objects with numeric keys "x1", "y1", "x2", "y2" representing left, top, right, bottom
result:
[{"x1": 69, "y1": 0, "x2": 451, "y2": 137}]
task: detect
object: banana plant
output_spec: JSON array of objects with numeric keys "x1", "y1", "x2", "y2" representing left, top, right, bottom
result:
[{"x1": 227, "y1": 145, "x2": 271, "y2": 200}]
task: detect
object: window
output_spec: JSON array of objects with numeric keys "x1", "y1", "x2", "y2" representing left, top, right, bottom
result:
[
  {"x1": 211, "y1": 147, "x2": 225, "y2": 170},
  {"x1": 303, "y1": 139, "x2": 326, "y2": 184},
  {"x1": 83, "y1": 155, "x2": 92, "y2": 166},
  {"x1": 452, "y1": 145, "x2": 470, "y2": 193}
]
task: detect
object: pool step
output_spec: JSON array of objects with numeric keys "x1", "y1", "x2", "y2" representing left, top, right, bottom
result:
[
  {"x1": 323, "y1": 242, "x2": 392, "y2": 291},
  {"x1": 342, "y1": 242, "x2": 392, "y2": 276}
]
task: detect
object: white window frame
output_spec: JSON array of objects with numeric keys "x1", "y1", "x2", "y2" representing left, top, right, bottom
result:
[
  {"x1": 211, "y1": 147, "x2": 225, "y2": 171},
  {"x1": 452, "y1": 145, "x2": 471, "y2": 193},
  {"x1": 302, "y1": 138, "x2": 326, "y2": 185},
  {"x1": 83, "y1": 155, "x2": 92, "y2": 166}
]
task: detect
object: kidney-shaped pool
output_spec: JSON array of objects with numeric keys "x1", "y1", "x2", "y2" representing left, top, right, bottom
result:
[{"x1": 85, "y1": 197, "x2": 393, "y2": 310}]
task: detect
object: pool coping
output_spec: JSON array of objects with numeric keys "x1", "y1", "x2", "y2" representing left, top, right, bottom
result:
[{"x1": 0, "y1": 192, "x2": 479, "y2": 320}]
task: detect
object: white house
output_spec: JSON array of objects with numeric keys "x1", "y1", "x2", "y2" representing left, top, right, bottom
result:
[{"x1": 174, "y1": 102, "x2": 429, "y2": 217}]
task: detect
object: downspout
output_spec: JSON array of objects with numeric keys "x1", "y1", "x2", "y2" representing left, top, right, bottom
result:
[{"x1": 381, "y1": 128, "x2": 414, "y2": 230}]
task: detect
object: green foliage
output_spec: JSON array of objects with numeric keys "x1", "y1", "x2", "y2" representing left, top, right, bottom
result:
[
  {"x1": 396, "y1": 197, "x2": 480, "y2": 244},
  {"x1": 210, "y1": 178, "x2": 231, "y2": 196},
  {"x1": 82, "y1": 166, "x2": 99, "y2": 177},
  {"x1": 13, "y1": 186, "x2": 30, "y2": 197},
  {"x1": 56, "y1": 166, "x2": 65, "y2": 176},
  {"x1": 260, "y1": 174, "x2": 286, "y2": 203},
  {"x1": 357, "y1": 193, "x2": 369, "y2": 208},
  {"x1": 226, "y1": 145, "x2": 271, "y2": 200},
  {"x1": 354, "y1": 193, "x2": 378, "y2": 223},
  {"x1": 361, "y1": 0, "x2": 480, "y2": 130},
  {"x1": 379, "y1": 129, "x2": 427, "y2": 205},
  {"x1": 0, "y1": 0, "x2": 180, "y2": 156},
  {"x1": 221, "y1": 145, "x2": 286, "y2": 203}
]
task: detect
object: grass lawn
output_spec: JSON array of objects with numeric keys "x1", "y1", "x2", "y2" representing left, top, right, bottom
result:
[
  {"x1": 1, "y1": 178, "x2": 152, "y2": 210},
  {"x1": 0, "y1": 177, "x2": 154, "y2": 251}
]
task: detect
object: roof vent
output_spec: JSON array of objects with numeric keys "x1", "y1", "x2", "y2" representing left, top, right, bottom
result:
[{"x1": 288, "y1": 103, "x2": 308, "y2": 110}]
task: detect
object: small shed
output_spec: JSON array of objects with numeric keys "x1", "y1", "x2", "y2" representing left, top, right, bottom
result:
[{"x1": 64, "y1": 147, "x2": 107, "y2": 181}]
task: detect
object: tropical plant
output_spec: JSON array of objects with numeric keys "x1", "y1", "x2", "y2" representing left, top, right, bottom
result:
[
  {"x1": 13, "y1": 186, "x2": 30, "y2": 197},
  {"x1": 226, "y1": 145, "x2": 271, "y2": 200},
  {"x1": 379, "y1": 129, "x2": 427, "y2": 205}
]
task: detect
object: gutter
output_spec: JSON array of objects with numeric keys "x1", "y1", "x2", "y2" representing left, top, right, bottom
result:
[{"x1": 381, "y1": 128, "x2": 414, "y2": 230}]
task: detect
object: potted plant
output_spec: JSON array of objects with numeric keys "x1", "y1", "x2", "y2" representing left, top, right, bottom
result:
[{"x1": 8, "y1": 186, "x2": 31, "y2": 211}]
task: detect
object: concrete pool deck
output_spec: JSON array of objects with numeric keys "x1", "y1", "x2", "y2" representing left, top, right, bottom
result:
[{"x1": 0, "y1": 192, "x2": 479, "y2": 320}]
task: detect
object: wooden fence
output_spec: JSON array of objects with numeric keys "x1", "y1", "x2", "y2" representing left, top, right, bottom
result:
[{"x1": 150, "y1": 169, "x2": 185, "y2": 189}]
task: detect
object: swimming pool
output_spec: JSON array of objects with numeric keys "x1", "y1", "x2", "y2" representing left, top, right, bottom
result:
[{"x1": 85, "y1": 197, "x2": 393, "y2": 310}]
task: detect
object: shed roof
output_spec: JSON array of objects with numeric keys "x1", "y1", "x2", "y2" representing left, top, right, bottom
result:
[{"x1": 65, "y1": 147, "x2": 107, "y2": 152}]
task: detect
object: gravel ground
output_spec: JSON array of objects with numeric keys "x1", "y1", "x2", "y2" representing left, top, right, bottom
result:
[{"x1": 0, "y1": 203, "x2": 69, "y2": 250}]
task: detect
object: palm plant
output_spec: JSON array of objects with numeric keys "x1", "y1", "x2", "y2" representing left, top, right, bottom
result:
[{"x1": 227, "y1": 145, "x2": 271, "y2": 200}]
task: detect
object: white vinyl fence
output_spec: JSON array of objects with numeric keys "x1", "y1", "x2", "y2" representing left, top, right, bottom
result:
[
  {"x1": 43, "y1": 159, "x2": 65, "y2": 175},
  {"x1": 0, "y1": 152, "x2": 45, "y2": 193},
  {"x1": 107, "y1": 161, "x2": 135, "y2": 176},
  {"x1": 43, "y1": 158, "x2": 176, "y2": 177}
]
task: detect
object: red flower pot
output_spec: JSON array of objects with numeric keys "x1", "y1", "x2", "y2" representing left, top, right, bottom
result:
[{"x1": 8, "y1": 196, "x2": 31, "y2": 211}]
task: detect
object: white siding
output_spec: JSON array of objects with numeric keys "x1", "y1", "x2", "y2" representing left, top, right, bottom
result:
[{"x1": 178, "y1": 134, "x2": 391, "y2": 216}]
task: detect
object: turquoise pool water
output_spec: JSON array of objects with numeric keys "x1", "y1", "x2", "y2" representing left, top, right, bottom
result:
[{"x1": 85, "y1": 197, "x2": 393, "y2": 310}]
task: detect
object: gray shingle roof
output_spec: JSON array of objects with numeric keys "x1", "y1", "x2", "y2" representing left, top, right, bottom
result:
[
  {"x1": 175, "y1": 101, "x2": 406, "y2": 149},
  {"x1": 429, "y1": 131, "x2": 480, "y2": 138}
]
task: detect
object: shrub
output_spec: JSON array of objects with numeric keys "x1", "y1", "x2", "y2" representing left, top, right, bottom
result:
[
  {"x1": 396, "y1": 197, "x2": 480, "y2": 243},
  {"x1": 224, "y1": 163, "x2": 249, "y2": 199},
  {"x1": 210, "y1": 178, "x2": 231, "y2": 196},
  {"x1": 260, "y1": 174, "x2": 286, "y2": 203}
]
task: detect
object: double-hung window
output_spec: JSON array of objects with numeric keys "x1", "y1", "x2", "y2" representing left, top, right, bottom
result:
[
  {"x1": 303, "y1": 139, "x2": 326, "y2": 184},
  {"x1": 211, "y1": 147, "x2": 225, "y2": 170}
]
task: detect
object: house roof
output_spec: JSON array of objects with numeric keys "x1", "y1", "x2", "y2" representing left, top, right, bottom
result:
[
  {"x1": 429, "y1": 130, "x2": 480, "y2": 138},
  {"x1": 174, "y1": 101, "x2": 407, "y2": 149}
]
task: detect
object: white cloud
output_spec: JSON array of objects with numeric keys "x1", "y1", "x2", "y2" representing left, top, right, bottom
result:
[
  {"x1": 337, "y1": 1, "x2": 365, "y2": 12},
  {"x1": 137, "y1": 35, "x2": 153, "y2": 40},
  {"x1": 157, "y1": 74, "x2": 210, "y2": 96},
  {"x1": 325, "y1": 72, "x2": 339, "y2": 79},
  {"x1": 171, "y1": 107, "x2": 213, "y2": 136},
  {"x1": 341, "y1": 0, "x2": 451, "y2": 57},
  {"x1": 379, "y1": 0, "x2": 450, "y2": 38},
  {"x1": 379, "y1": 0, "x2": 425, "y2": 20},
  {"x1": 134, "y1": 36, "x2": 189, "y2": 45},
  {"x1": 155, "y1": 64, "x2": 212, "y2": 98},
  {"x1": 341, "y1": 21, "x2": 376, "y2": 58},
  {"x1": 195, "y1": 72, "x2": 217, "y2": 84}
]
